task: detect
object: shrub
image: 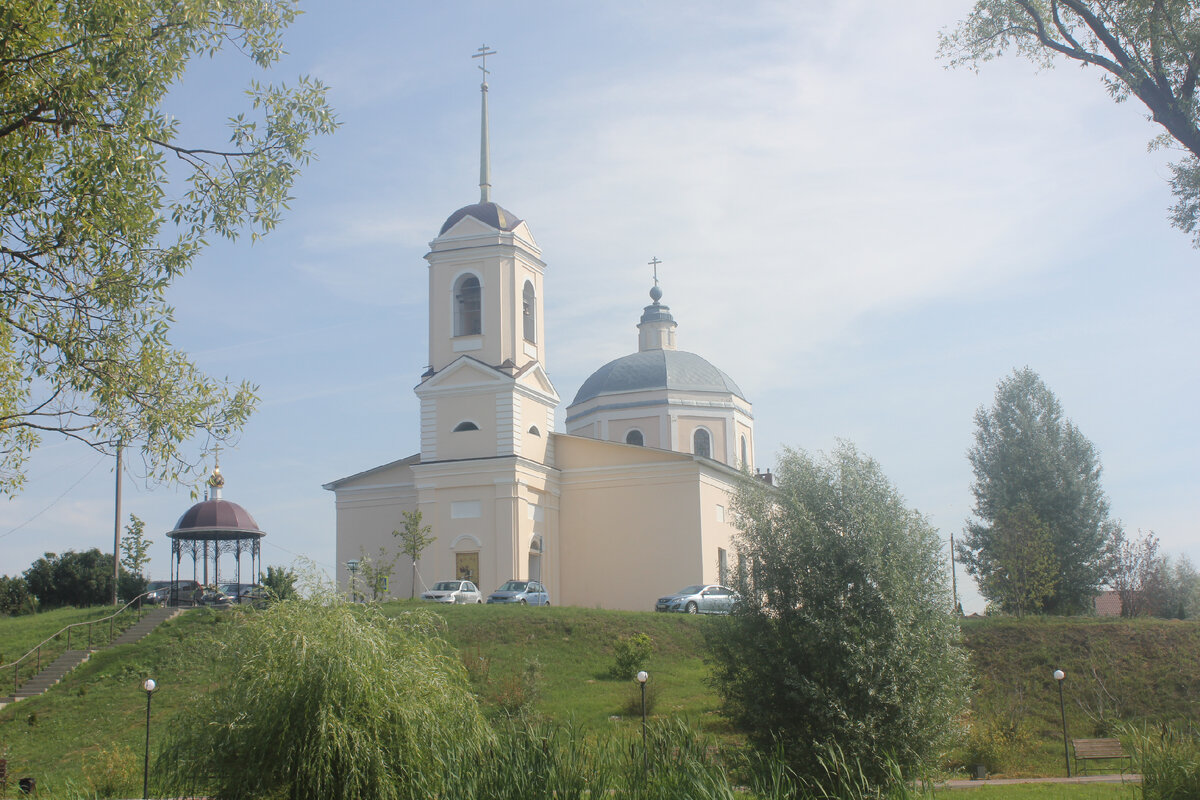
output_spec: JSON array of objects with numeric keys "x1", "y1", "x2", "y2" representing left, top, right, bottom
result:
[
  {"x1": 494, "y1": 657, "x2": 544, "y2": 716},
  {"x1": 83, "y1": 744, "x2": 138, "y2": 798},
  {"x1": 609, "y1": 632, "x2": 653, "y2": 679},
  {"x1": 156, "y1": 590, "x2": 490, "y2": 800},
  {"x1": 622, "y1": 677, "x2": 660, "y2": 718}
]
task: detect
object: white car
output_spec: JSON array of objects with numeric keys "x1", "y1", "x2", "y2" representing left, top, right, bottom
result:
[{"x1": 421, "y1": 580, "x2": 483, "y2": 604}]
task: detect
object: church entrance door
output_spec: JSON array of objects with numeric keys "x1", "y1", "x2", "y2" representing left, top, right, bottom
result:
[{"x1": 456, "y1": 552, "x2": 479, "y2": 584}]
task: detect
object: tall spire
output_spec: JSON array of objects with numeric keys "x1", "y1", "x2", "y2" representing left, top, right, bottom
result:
[{"x1": 472, "y1": 45, "x2": 497, "y2": 204}]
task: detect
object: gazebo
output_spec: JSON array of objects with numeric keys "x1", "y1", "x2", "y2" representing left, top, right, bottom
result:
[{"x1": 166, "y1": 466, "x2": 265, "y2": 600}]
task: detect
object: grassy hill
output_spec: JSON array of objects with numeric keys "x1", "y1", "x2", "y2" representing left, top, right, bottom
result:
[{"x1": 0, "y1": 603, "x2": 1196, "y2": 794}]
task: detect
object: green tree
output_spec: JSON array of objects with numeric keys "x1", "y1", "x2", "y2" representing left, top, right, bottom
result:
[
  {"x1": 0, "y1": 0, "x2": 337, "y2": 496},
  {"x1": 394, "y1": 510, "x2": 435, "y2": 599},
  {"x1": 706, "y1": 443, "x2": 970, "y2": 786},
  {"x1": 0, "y1": 574, "x2": 34, "y2": 615},
  {"x1": 939, "y1": 1, "x2": 1200, "y2": 246},
  {"x1": 960, "y1": 367, "x2": 1119, "y2": 614},
  {"x1": 120, "y1": 513, "x2": 151, "y2": 578},
  {"x1": 156, "y1": 592, "x2": 490, "y2": 800},
  {"x1": 260, "y1": 564, "x2": 298, "y2": 601},
  {"x1": 1111, "y1": 529, "x2": 1165, "y2": 617},
  {"x1": 1156, "y1": 554, "x2": 1200, "y2": 619},
  {"x1": 357, "y1": 547, "x2": 398, "y2": 602},
  {"x1": 23, "y1": 548, "x2": 139, "y2": 607},
  {"x1": 976, "y1": 504, "x2": 1059, "y2": 616}
]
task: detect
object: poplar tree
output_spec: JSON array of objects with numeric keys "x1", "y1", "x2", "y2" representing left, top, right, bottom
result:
[{"x1": 960, "y1": 367, "x2": 1120, "y2": 614}]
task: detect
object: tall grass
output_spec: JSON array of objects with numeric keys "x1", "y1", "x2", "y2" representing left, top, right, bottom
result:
[
  {"x1": 1126, "y1": 721, "x2": 1200, "y2": 800},
  {"x1": 452, "y1": 717, "x2": 925, "y2": 800}
]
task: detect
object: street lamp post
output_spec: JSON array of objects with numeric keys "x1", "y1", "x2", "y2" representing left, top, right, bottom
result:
[
  {"x1": 636, "y1": 670, "x2": 649, "y2": 776},
  {"x1": 1054, "y1": 669, "x2": 1070, "y2": 777},
  {"x1": 143, "y1": 678, "x2": 158, "y2": 799},
  {"x1": 346, "y1": 559, "x2": 360, "y2": 603}
]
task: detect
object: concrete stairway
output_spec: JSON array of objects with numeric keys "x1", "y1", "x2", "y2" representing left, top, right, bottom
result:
[
  {"x1": 110, "y1": 605, "x2": 182, "y2": 647},
  {"x1": 0, "y1": 605, "x2": 183, "y2": 709}
]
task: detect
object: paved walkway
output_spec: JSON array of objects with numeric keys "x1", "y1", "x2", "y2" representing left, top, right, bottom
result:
[{"x1": 938, "y1": 773, "x2": 1141, "y2": 789}]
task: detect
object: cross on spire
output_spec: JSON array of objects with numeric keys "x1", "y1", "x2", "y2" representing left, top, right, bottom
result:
[
  {"x1": 473, "y1": 45, "x2": 496, "y2": 84},
  {"x1": 472, "y1": 45, "x2": 497, "y2": 203}
]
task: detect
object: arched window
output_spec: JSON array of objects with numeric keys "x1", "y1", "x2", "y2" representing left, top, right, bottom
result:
[
  {"x1": 693, "y1": 428, "x2": 711, "y2": 459},
  {"x1": 454, "y1": 274, "x2": 481, "y2": 336},
  {"x1": 740, "y1": 435, "x2": 749, "y2": 468},
  {"x1": 625, "y1": 429, "x2": 644, "y2": 446},
  {"x1": 453, "y1": 421, "x2": 479, "y2": 432},
  {"x1": 528, "y1": 425, "x2": 541, "y2": 436},
  {"x1": 522, "y1": 280, "x2": 536, "y2": 342}
]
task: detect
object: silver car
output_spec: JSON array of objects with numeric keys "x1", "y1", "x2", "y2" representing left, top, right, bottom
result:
[
  {"x1": 421, "y1": 580, "x2": 483, "y2": 604},
  {"x1": 486, "y1": 579, "x2": 550, "y2": 606},
  {"x1": 655, "y1": 584, "x2": 737, "y2": 614}
]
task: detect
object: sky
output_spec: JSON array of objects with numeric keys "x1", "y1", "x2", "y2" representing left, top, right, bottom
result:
[{"x1": 2, "y1": 1, "x2": 1197, "y2": 613}]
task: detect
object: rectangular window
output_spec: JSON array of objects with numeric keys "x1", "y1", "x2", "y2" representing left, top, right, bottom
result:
[
  {"x1": 718, "y1": 548, "x2": 728, "y2": 586},
  {"x1": 716, "y1": 504, "x2": 725, "y2": 523}
]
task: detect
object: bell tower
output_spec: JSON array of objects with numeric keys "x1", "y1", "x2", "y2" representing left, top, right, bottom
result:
[{"x1": 416, "y1": 46, "x2": 558, "y2": 465}]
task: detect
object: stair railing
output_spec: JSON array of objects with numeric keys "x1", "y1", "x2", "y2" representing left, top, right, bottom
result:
[{"x1": 4, "y1": 592, "x2": 154, "y2": 697}]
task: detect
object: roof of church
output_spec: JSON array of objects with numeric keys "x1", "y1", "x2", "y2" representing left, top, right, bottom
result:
[
  {"x1": 439, "y1": 201, "x2": 524, "y2": 235},
  {"x1": 571, "y1": 349, "x2": 746, "y2": 406}
]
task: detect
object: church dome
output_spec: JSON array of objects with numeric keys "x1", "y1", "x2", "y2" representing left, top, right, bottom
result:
[
  {"x1": 167, "y1": 498, "x2": 263, "y2": 540},
  {"x1": 439, "y1": 201, "x2": 524, "y2": 235},
  {"x1": 572, "y1": 349, "x2": 745, "y2": 406}
]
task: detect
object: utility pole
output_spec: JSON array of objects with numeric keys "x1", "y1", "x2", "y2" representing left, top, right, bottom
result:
[
  {"x1": 949, "y1": 532, "x2": 961, "y2": 615},
  {"x1": 112, "y1": 441, "x2": 122, "y2": 606}
]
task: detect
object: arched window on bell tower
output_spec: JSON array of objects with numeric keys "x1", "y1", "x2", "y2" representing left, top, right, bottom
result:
[
  {"x1": 693, "y1": 428, "x2": 711, "y2": 459},
  {"x1": 454, "y1": 274, "x2": 482, "y2": 336},
  {"x1": 523, "y1": 280, "x2": 536, "y2": 342}
]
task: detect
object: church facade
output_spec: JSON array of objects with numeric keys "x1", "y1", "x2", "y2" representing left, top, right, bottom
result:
[{"x1": 325, "y1": 63, "x2": 758, "y2": 612}]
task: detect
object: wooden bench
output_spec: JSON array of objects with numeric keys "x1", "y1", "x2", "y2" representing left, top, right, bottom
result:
[{"x1": 1072, "y1": 738, "x2": 1132, "y2": 775}]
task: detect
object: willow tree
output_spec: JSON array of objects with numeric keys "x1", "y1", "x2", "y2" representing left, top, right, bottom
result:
[
  {"x1": 157, "y1": 594, "x2": 490, "y2": 800},
  {"x1": 707, "y1": 443, "x2": 969, "y2": 786},
  {"x1": 0, "y1": 0, "x2": 337, "y2": 494},
  {"x1": 940, "y1": 1, "x2": 1200, "y2": 246}
]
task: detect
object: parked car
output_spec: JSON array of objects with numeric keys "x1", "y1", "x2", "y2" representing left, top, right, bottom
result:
[
  {"x1": 144, "y1": 580, "x2": 201, "y2": 605},
  {"x1": 421, "y1": 580, "x2": 483, "y2": 604},
  {"x1": 655, "y1": 584, "x2": 737, "y2": 614},
  {"x1": 218, "y1": 583, "x2": 264, "y2": 603},
  {"x1": 197, "y1": 587, "x2": 234, "y2": 608},
  {"x1": 486, "y1": 580, "x2": 550, "y2": 606}
]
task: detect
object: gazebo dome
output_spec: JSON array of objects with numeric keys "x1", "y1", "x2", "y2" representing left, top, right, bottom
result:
[{"x1": 167, "y1": 498, "x2": 264, "y2": 541}]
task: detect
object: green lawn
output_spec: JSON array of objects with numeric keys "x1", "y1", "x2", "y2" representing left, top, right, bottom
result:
[{"x1": 0, "y1": 603, "x2": 1196, "y2": 797}]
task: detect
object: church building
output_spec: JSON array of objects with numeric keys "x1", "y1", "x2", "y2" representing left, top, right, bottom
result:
[{"x1": 324, "y1": 54, "x2": 759, "y2": 611}]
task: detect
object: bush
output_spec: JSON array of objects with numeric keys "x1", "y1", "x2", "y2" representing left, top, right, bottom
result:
[
  {"x1": 83, "y1": 744, "x2": 138, "y2": 798},
  {"x1": 493, "y1": 657, "x2": 544, "y2": 716},
  {"x1": 609, "y1": 631, "x2": 653, "y2": 679},
  {"x1": 156, "y1": 591, "x2": 490, "y2": 800}
]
